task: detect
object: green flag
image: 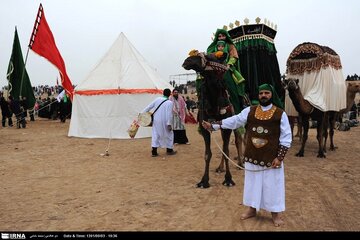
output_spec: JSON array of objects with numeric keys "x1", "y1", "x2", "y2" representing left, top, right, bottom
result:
[{"x1": 7, "y1": 27, "x2": 35, "y2": 109}]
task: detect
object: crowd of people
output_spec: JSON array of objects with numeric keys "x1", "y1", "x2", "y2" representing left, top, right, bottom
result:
[{"x1": 0, "y1": 85, "x2": 72, "y2": 129}]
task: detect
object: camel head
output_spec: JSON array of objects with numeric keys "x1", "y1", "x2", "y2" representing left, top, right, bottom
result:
[
  {"x1": 182, "y1": 53, "x2": 207, "y2": 73},
  {"x1": 182, "y1": 52, "x2": 228, "y2": 74},
  {"x1": 347, "y1": 82, "x2": 360, "y2": 94},
  {"x1": 282, "y1": 78, "x2": 299, "y2": 91}
]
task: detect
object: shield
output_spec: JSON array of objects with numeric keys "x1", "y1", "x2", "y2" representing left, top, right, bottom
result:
[{"x1": 138, "y1": 112, "x2": 153, "y2": 127}]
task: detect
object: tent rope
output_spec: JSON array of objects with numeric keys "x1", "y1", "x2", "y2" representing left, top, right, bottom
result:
[{"x1": 100, "y1": 128, "x2": 111, "y2": 157}]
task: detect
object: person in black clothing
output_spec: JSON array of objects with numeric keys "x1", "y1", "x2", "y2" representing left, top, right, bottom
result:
[
  {"x1": 9, "y1": 95, "x2": 26, "y2": 129},
  {"x1": 349, "y1": 102, "x2": 357, "y2": 120},
  {"x1": 0, "y1": 96, "x2": 13, "y2": 127},
  {"x1": 185, "y1": 96, "x2": 196, "y2": 113},
  {"x1": 185, "y1": 96, "x2": 192, "y2": 112},
  {"x1": 29, "y1": 108, "x2": 35, "y2": 121},
  {"x1": 20, "y1": 96, "x2": 28, "y2": 123},
  {"x1": 59, "y1": 97, "x2": 72, "y2": 123}
]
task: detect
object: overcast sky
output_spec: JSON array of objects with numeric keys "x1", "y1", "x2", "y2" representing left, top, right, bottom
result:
[{"x1": 0, "y1": 0, "x2": 359, "y2": 87}]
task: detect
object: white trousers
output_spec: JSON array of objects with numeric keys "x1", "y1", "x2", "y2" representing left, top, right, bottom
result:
[{"x1": 243, "y1": 162, "x2": 285, "y2": 213}]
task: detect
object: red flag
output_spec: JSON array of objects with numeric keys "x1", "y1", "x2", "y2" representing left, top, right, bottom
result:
[{"x1": 29, "y1": 4, "x2": 74, "y2": 100}]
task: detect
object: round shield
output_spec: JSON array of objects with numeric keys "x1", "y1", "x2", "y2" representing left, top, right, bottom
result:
[{"x1": 138, "y1": 112, "x2": 152, "y2": 127}]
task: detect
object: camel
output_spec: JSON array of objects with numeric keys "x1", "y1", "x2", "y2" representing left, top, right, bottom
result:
[
  {"x1": 283, "y1": 78, "x2": 329, "y2": 158},
  {"x1": 324, "y1": 82, "x2": 360, "y2": 151},
  {"x1": 182, "y1": 53, "x2": 243, "y2": 188},
  {"x1": 285, "y1": 89, "x2": 303, "y2": 141}
]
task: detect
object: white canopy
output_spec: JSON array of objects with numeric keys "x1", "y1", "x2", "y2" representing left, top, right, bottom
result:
[
  {"x1": 68, "y1": 32, "x2": 172, "y2": 139},
  {"x1": 286, "y1": 42, "x2": 346, "y2": 112}
]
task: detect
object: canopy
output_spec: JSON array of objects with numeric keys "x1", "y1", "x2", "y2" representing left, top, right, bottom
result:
[{"x1": 286, "y1": 42, "x2": 346, "y2": 112}]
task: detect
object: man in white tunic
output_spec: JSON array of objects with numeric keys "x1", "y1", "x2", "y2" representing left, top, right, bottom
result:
[
  {"x1": 142, "y1": 88, "x2": 176, "y2": 157},
  {"x1": 202, "y1": 84, "x2": 292, "y2": 227}
]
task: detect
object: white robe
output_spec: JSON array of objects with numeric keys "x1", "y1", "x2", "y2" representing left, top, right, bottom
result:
[
  {"x1": 217, "y1": 104, "x2": 292, "y2": 213},
  {"x1": 142, "y1": 97, "x2": 174, "y2": 149}
]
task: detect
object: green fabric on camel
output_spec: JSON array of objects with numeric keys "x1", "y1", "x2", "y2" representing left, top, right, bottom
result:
[{"x1": 207, "y1": 29, "x2": 245, "y2": 114}]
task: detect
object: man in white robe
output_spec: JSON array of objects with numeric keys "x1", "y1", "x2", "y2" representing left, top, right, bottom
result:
[
  {"x1": 202, "y1": 84, "x2": 292, "y2": 227},
  {"x1": 142, "y1": 88, "x2": 176, "y2": 157}
]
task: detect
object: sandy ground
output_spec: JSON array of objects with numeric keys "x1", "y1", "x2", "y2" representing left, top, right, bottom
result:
[{"x1": 0, "y1": 116, "x2": 359, "y2": 232}]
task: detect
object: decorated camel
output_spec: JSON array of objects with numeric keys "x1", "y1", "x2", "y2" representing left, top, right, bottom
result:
[
  {"x1": 182, "y1": 52, "x2": 243, "y2": 188},
  {"x1": 324, "y1": 82, "x2": 360, "y2": 150},
  {"x1": 338, "y1": 82, "x2": 360, "y2": 115},
  {"x1": 283, "y1": 78, "x2": 329, "y2": 157},
  {"x1": 285, "y1": 42, "x2": 348, "y2": 157},
  {"x1": 284, "y1": 79, "x2": 360, "y2": 156}
]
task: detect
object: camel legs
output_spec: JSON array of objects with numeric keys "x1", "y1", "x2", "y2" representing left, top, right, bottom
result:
[
  {"x1": 220, "y1": 129, "x2": 235, "y2": 187},
  {"x1": 234, "y1": 129, "x2": 245, "y2": 168},
  {"x1": 216, "y1": 129, "x2": 244, "y2": 172},
  {"x1": 296, "y1": 114, "x2": 326, "y2": 158},
  {"x1": 323, "y1": 116, "x2": 329, "y2": 153},
  {"x1": 296, "y1": 115, "x2": 309, "y2": 157},
  {"x1": 327, "y1": 111, "x2": 337, "y2": 151},
  {"x1": 288, "y1": 116, "x2": 296, "y2": 139},
  {"x1": 197, "y1": 126, "x2": 212, "y2": 188},
  {"x1": 315, "y1": 117, "x2": 326, "y2": 158},
  {"x1": 295, "y1": 117, "x2": 303, "y2": 141},
  {"x1": 289, "y1": 116, "x2": 303, "y2": 141},
  {"x1": 197, "y1": 126, "x2": 235, "y2": 188},
  {"x1": 323, "y1": 111, "x2": 337, "y2": 153}
]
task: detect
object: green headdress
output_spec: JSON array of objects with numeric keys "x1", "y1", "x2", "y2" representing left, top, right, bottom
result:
[
  {"x1": 258, "y1": 83, "x2": 284, "y2": 109},
  {"x1": 207, "y1": 29, "x2": 234, "y2": 54},
  {"x1": 216, "y1": 40, "x2": 226, "y2": 47}
]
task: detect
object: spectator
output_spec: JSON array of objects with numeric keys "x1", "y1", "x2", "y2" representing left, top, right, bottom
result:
[
  {"x1": 170, "y1": 89, "x2": 190, "y2": 145},
  {"x1": 141, "y1": 88, "x2": 176, "y2": 157}
]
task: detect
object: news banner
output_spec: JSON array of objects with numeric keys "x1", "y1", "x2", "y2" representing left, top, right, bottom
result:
[{"x1": 1, "y1": 232, "x2": 119, "y2": 239}]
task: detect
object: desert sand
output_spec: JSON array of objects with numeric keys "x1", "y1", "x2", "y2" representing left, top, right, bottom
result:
[{"x1": 0, "y1": 116, "x2": 359, "y2": 231}]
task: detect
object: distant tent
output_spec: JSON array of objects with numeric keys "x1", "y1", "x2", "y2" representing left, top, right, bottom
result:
[
  {"x1": 68, "y1": 32, "x2": 172, "y2": 139},
  {"x1": 286, "y1": 42, "x2": 346, "y2": 112}
]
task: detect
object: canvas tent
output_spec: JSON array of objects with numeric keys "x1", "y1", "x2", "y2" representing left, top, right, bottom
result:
[
  {"x1": 68, "y1": 32, "x2": 172, "y2": 139},
  {"x1": 286, "y1": 42, "x2": 346, "y2": 112}
]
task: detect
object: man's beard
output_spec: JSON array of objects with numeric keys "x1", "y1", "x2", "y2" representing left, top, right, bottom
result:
[{"x1": 259, "y1": 97, "x2": 272, "y2": 106}]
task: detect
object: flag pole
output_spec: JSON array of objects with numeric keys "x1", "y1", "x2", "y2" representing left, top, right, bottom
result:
[
  {"x1": 19, "y1": 46, "x2": 30, "y2": 99},
  {"x1": 19, "y1": 3, "x2": 42, "y2": 103},
  {"x1": 29, "y1": 4, "x2": 42, "y2": 49},
  {"x1": 19, "y1": 3, "x2": 42, "y2": 102},
  {"x1": 19, "y1": 3, "x2": 42, "y2": 100}
]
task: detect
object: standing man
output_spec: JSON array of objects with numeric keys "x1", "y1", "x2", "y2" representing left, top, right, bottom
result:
[
  {"x1": 185, "y1": 96, "x2": 192, "y2": 112},
  {"x1": 142, "y1": 88, "x2": 176, "y2": 157},
  {"x1": 0, "y1": 96, "x2": 13, "y2": 127},
  {"x1": 170, "y1": 89, "x2": 189, "y2": 145},
  {"x1": 9, "y1": 95, "x2": 26, "y2": 129},
  {"x1": 202, "y1": 84, "x2": 292, "y2": 227}
]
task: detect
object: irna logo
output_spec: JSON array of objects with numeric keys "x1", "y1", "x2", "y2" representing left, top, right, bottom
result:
[{"x1": 1, "y1": 233, "x2": 26, "y2": 239}]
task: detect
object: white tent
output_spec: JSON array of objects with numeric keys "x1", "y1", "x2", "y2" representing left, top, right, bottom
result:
[{"x1": 68, "y1": 32, "x2": 172, "y2": 139}]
